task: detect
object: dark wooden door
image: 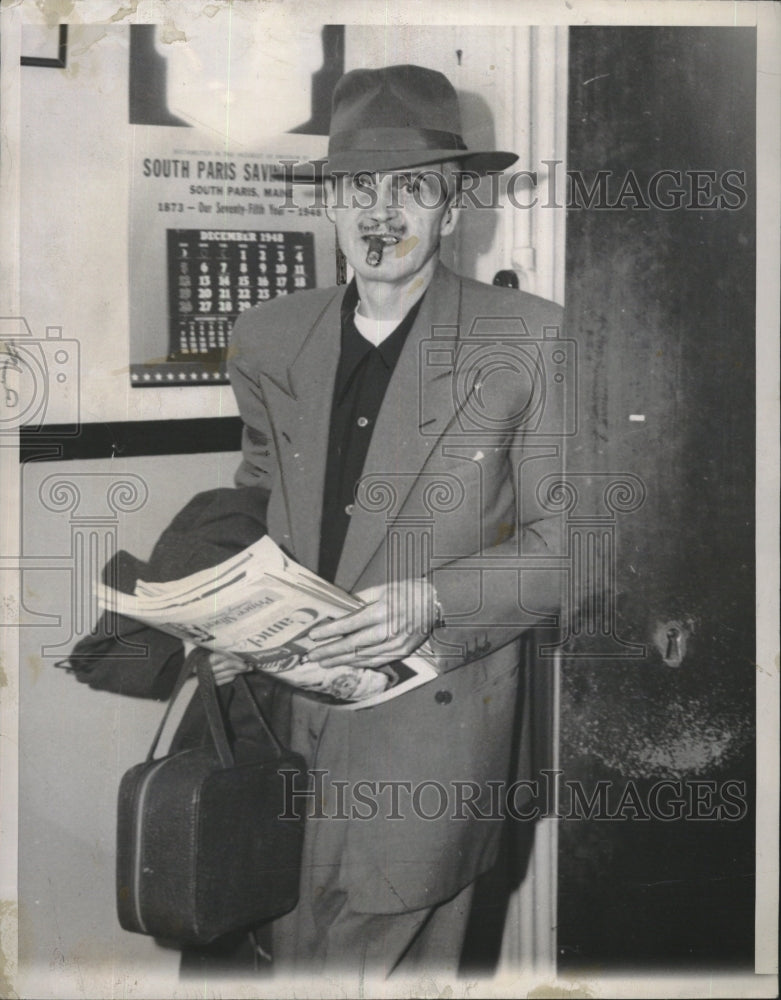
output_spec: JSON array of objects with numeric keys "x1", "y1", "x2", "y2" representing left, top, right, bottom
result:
[{"x1": 557, "y1": 27, "x2": 756, "y2": 969}]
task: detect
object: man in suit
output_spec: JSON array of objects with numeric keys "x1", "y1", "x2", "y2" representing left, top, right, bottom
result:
[{"x1": 223, "y1": 64, "x2": 567, "y2": 977}]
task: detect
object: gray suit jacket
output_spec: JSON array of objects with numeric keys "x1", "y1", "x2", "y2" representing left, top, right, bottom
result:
[{"x1": 228, "y1": 263, "x2": 566, "y2": 912}]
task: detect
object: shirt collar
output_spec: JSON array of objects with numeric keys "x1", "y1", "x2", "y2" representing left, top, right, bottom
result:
[{"x1": 339, "y1": 278, "x2": 425, "y2": 371}]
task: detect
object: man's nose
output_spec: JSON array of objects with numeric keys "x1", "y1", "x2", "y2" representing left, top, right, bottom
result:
[{"x1": 367, "y1": 176, "x2": 401, "y2": 222}]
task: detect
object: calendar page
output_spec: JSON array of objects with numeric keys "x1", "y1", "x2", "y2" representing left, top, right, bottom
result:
[{"x1": 157, "y1": 229, "x2": 316, "y2": 383}]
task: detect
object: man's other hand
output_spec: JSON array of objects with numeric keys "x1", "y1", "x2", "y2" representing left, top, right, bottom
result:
[
  {"x1": 208, "y1": 651, "x2": 253, "y2": 686},
  {"x1": 305, "y1": 579, "x2": 438, "y2": 669}
]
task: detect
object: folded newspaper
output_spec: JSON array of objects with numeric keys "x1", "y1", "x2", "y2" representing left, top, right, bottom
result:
[{"x1": 97, "y1": 535, "x2": 437, "y2": 709}]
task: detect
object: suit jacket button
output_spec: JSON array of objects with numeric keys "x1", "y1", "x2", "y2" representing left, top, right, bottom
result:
[{"x1": 434, "y1": 689, "x2": 452, "y2": 705}]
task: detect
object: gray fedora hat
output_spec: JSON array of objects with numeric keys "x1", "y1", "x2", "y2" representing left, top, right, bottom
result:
[{"x1": 297, "y1": 64, "x2": 518, "y2": 179}]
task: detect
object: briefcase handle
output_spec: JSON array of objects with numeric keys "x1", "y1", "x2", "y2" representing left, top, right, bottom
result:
[
  {"x1": 145, "y1": 648, "x2": 286, "y2": 767},
  {"x1": 145, "y1": 651, "x2": 199, "y2": 763},
  {"x1": 195, "y1": 651, "x2": 288, "y2": 767}
]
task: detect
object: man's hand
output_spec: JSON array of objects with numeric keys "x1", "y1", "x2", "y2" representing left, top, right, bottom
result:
[
  {"x1": 208, "y1": 651, "x2": 253, "y2": 686},
  {"x1": 305, "y1": 579, "x2": 438, "y2": 669}
]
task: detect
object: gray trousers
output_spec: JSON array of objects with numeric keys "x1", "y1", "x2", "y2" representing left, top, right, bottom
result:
[
  {"x1": 269, "y1": 694, "x2": 477, "y2": 978},
  {"x1": 272, "y1": 878, "x2": 475, "y2": 978}
]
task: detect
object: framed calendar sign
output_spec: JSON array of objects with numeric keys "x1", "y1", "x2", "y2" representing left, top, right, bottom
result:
[{"x1": 129, "y1": 129, "x2": 333, "y2": 387}]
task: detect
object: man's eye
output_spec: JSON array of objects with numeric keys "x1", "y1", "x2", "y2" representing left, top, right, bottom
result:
[{"x1": 352, "y1": 174, "x2": 375, "y2": 191}]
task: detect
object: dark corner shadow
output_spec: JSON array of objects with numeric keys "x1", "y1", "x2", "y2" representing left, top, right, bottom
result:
[
  {"x1": 459, "y1": 647, "x2": 538, "y2": 975},
  {"x1": 289, "y1": 25, "x2": 345, "y2": 137},
  {"x1": 129, "y1": 25, "x2": 190, "y2": 127}
]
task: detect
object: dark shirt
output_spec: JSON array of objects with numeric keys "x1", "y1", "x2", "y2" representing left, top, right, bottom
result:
[{"x1": 318, "y1": 280, "x2": 424, "y2": 583}]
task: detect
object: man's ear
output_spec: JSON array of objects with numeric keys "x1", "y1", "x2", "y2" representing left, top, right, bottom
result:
[{"x1": 439, "y1": 196, "x2": 461, "y2": 237}]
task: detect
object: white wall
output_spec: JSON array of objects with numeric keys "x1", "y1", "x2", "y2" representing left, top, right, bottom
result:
[{"x1": 18, "y1": 25, "x2": 207, "y2": 426}]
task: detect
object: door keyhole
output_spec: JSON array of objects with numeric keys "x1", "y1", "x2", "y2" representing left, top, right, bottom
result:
[{"x1": 653, "y1": 619, "x2": 693, "y2": 668}]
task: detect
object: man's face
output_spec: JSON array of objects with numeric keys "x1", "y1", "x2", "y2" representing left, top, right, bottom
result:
[{"x1": 325, "y1": 166, "x2": 460, "y2": 286}]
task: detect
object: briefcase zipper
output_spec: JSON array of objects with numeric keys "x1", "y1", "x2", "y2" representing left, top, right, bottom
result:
[{"x1": 131, "y1": 757, "x2": 171, "y2": 934}]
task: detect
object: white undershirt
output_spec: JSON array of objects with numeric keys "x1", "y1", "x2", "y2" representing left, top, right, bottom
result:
[{"x1": 353, "y1": 306, "x2": 404, "y2": 347}]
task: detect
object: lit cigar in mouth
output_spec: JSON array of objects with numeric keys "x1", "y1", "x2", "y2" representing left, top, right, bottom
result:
[{"x1": 365, "y1": 236, "x2": 385, "y2": 267}]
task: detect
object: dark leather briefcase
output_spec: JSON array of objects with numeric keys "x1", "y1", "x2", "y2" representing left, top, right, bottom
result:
[{"x1": 116, "y1": 649, "x2": 305, "y2": 946}]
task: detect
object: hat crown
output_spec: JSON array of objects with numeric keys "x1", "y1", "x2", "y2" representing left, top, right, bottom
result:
[
  {"x1": 330, "y1": 64, "x2": 463, "y2": 137},
  {"x1": 311, "y1": 63, "x2": 518, "y2": 177}
]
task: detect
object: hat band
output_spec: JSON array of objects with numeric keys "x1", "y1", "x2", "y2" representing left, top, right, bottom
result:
[{"x1": 328, "y1": 126, "x2": 468, "y2": 156}]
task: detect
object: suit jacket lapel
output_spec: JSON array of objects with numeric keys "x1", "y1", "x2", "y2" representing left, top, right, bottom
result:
[
  {"x1": 259, "y1": 287, "x2": 344, "y2": 571},
  {"x1": 335, "y1": 265, "x2": 464, "y2": 592}
]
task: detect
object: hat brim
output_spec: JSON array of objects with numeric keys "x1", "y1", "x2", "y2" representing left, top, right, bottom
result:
[{"x1": 286, "y1": 148, "x2": 518, "y2": 183}]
